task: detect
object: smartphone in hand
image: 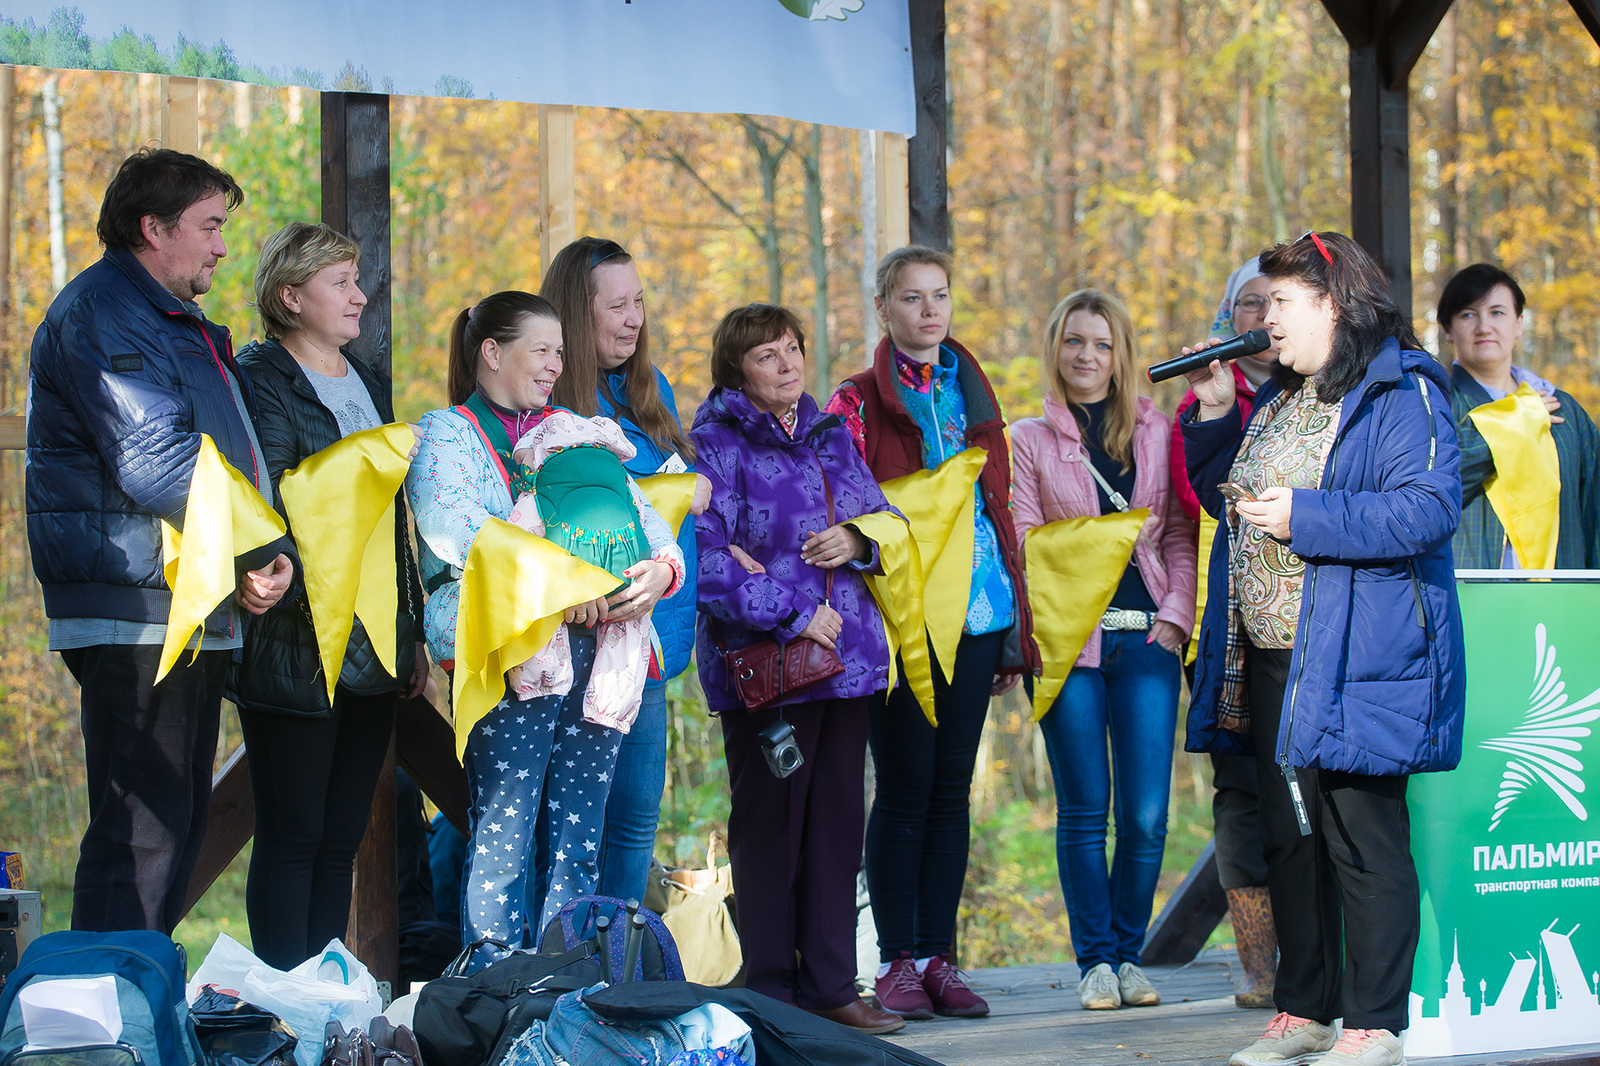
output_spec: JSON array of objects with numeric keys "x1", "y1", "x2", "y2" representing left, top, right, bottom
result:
[{"x1": 1218, "y1": 482, "x2": 1257, "y2": 504}]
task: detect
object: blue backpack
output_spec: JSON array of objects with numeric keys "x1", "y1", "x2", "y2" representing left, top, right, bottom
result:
[
  {"x1": 539, "y1": 897, "x2": 684, "y2": 984},
  {"x1": 0, "y1": 930, "x2": 201, "y2": 1066}
]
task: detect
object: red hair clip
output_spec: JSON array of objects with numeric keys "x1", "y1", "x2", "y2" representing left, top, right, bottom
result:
[{"x1": 1301, "y1": 230, "x2": 1334, "y2": 265}]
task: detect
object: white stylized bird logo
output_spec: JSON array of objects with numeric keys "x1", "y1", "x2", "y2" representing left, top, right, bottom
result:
[
  {"x1": 1483, "y1": 623, "x2": 1600, "y2": 831},
  {"x1": 780, "y1": 0, "x2": 866, "y2": 20}
]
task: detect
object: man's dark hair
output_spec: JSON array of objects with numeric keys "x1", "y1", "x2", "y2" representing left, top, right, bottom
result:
[
  {"x1": 96, "y1": 148, "x2": 245, "y2": 251},
  {"x1": 1437, "y1": 262, "x2": 1526, "y2": 328}
]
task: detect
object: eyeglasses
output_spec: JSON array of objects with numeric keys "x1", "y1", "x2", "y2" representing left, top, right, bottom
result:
[
  {"x1": 585, "y1": 238, "x2": 627, "y2": 271},
  {"x1": 1298, "y1": 229, "x2": 1335, "y2": 265},
  {"x1": 1235, "y1": 295, "x2": 1268, "y2": 313}
]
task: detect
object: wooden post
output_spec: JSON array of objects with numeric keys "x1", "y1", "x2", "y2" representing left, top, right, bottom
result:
[
  {"x1": 539, "y1": 104, "x2": 576, "y2": 274},
  {"x1": 874, "y1": 132, "x2": 909, "y2": 254},
  {"x1": 906, "y1": 0, "x2": 949, "y2": 252},
  {"x1": 322, "y1": 91, "x2": 398, "y2": 992},
  {"x1": 159, "y1": 76, "x2": 200, "y2": 155},
  {"x1": 1347, "y1": 42, "x2": 1413, "y2": 315},
  {"x1": 321, "y1": 92, "x2": 392, "y2": 375},
  {"x1": 348, "y1": 731, "x2": 399, "y2": 1000},
  {"x1": 1321, "y1": 0, "x2": 1458, "y2": 318}
]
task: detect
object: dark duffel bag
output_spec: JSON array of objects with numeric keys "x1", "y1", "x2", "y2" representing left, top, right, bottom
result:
[{"x1": 410, "y1": 940, "x2": 602, "y2": 1066}]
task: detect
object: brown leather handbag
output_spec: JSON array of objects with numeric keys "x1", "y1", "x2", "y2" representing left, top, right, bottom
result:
[{"x1": 717, "y1": 455, "x2": 845, "y2": 710}]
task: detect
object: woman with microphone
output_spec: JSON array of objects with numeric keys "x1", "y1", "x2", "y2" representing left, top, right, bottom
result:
[{"x1": 1182, "y1": 232, "x2": 1465, "y2": 1066}]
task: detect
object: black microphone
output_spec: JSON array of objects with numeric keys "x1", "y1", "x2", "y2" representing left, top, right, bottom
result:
[{"x1": 1146, "y1": 329, "x2": 1272, "y2": 384}]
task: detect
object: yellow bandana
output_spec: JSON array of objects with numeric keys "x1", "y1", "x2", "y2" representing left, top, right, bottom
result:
[
  {"x1": 1468, "y1": 383, "x2": 1560, "y2": 569},
  {"x1": 451, "y1": 518, "x2": 621, "y2": 758},
  {"x1": 157, "y1": 435, "x2": 286, "y2": 681},
  {"x1": 1024, "y1": 509, "x2": 1150, "y2": 721},
  {"x1": 278, "y1": 423, "x2": 417, "y2": 702},
  {"x1": 878, "y1": 448, "x2": 987, "y2": 686}
]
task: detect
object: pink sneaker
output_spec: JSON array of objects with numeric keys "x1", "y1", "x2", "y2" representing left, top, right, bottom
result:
[
  {"x1": 922, "y1": 953, "x2": 990, "y2": 1018},
  {"x1": 875, "y1": 952, "x2": 934, "y2": 1020}
]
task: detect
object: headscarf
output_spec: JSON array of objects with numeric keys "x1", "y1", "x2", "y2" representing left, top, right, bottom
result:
[{"x1": 1208, "y1": 256, "x2": 1263, "y2": 340}]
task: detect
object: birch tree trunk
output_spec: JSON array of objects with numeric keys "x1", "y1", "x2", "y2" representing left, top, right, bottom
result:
[
  {"x1": 802, "y1": 124, "x2": 832, "y2": 397},
  {"x1": 858, "y1": 128, "x2": 879, "y2": 361},
  {"x1": 43, "y1": 75, "x2": 67, "y2": 294}
]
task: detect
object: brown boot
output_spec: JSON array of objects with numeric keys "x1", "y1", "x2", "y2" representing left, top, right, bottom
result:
[{"x1": 1226, "y1": 885, "x2": 1277, "y2": 1009}]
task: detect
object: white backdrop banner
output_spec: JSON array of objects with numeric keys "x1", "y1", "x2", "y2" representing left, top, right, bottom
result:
[{"x1": 0, "y1": 1, "x2": 915, "y2": 133}]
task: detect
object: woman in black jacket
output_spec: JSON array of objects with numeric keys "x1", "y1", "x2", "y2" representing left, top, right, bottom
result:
[{"x1": 235, "y1": 222, "x2": 428, "y2": 969}]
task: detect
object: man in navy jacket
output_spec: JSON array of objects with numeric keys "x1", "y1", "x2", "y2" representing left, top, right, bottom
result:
[{"x1": 26, "y1": 149, "x2": 295, "y2": 933}]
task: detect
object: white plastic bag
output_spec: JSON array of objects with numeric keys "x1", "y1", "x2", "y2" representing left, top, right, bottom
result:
[{"x1": 188, "y1": 934, "x2": 383, "y2": 1066}]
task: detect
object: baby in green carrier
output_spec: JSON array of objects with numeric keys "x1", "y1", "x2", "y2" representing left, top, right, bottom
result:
[{"x1": 505, "y1": 409, "x2": 680, "y2": 731}]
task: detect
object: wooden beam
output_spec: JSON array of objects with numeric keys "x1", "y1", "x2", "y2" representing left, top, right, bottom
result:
[
  {"x1": 1348, "y1": 41, "x2": 1414, "y2": 315},
  {"x1": 159, "y1": 75, "x2": 199, "y2": 155},
  {"x1": 0, "y1": 416, "x2": 23, "y2": 451},
  {"x1": 1319, "y1": 0, "x2": 1373, "y2": 47},
  {"x1": 1568, "y1": 0, "x2": 1600, "y2": 47},
  {"x1": 321, "y1": 92, "x2": 391, "y2": 376},
  {"x1": 538, "y1": 104, "x2": 577, "y2": 273},
  {"x1": 907, "y1": 0, "x2": 949, "y2": 252},
  {"x1": 874, "y1": 132, "x2": 909, "y2": 254},
  {"x1": 1143, "y1": 840, "x2": 1227, "y2": 966},
  {"x1": 348, "y1": 728, "x2": 399, "y2": 998},
  {"x1": 181, "y1": 744, "x2": 254, "y2": 917},
  {"x1": 1383, "y1": 0, "x2": 1458, "y2": 89},
  {"x1": 395, "y1": 694, "x2": 469, "y2": 836}
]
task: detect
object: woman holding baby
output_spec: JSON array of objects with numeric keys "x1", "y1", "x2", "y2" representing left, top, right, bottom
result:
[{"x1": 406, "y1": 290, "x2": 684, "y2": 968}]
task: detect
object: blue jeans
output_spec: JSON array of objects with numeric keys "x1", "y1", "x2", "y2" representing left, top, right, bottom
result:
[
  {"x1": 596, "y1": 682, "x2": 668, "y2": 901},
  {"x1": 1037, "y1": 629, "x2": 1180, "y2": 974}
]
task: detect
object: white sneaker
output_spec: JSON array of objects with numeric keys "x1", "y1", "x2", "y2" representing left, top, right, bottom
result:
[
  {"x1": 1117, "y1": 961, "x2": 1160, "y2": 1006},
  {"x1": 1312, "y1": 1028, "x2": 1404, "y2": 1066},
  {"x1": 1077, "y1": 962, "x2": 1121, "y2": 1010},
  {"x1": 1230, "y1": 1012, "x2": 1339, "y2": 1066}
]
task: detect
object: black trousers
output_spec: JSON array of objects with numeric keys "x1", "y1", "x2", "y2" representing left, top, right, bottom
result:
[
  {"x1": 239, "y1": 689, "x2": 397, "y2": 970},
  {"x1": 721, "y1": 696, "x2": 869, "y2": 1011},
  {"x1": 1212, "y1": 752, "x2": 1269, "y2": 889},
  {"x1": 865, "y1": 629, "x2": 1003, "y2": 962},
  {"x1": 61, "y1": 643, "x2": 229, "y2": 934},
  {"x1": 1250, "y1": 646, "x2": 1420, "y2": 1032}
]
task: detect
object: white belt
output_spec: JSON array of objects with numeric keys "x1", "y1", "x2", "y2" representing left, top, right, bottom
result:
[{"x1": 1101, "y1": 609, "x2": 1156, "y2": 632}]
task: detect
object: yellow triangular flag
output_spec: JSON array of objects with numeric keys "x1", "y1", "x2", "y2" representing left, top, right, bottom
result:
[
  {"x1": 849, "y1": 510, "x2": 938, "y2": 724},
  {"x1": 879, "y1": 448, "x2": 987, "y2": 685},
  {"x1": 1024, "y1": 509, "x2": 1150, "y2": 721},
  {"x1": 1186, "y1": 512, "x2": 1219, "y2": 667},
  {"x1": 157, "y1": 435, "x2": 286, "y2": 681},
  {"x1": 1468, "y1": 383, "x2": 1561, "y2": 569},
  {"x1": 637, "y1": 472, "x2": 700, "y2": 539},
  {"x1": 278, "y1": 422, "x2": 417, "y2": 702},
  {"x1": 452, "y1": 518, "x2": 624, "y2": 758}
]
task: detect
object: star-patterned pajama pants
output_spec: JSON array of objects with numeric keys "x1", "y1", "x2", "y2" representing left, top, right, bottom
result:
[{"x1": 460, "y1": 628, "x2": 620, "y2": 965}]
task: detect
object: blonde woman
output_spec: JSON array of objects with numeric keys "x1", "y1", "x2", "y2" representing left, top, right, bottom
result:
[{"x1": 1010, "y1": 289, "x2": 1197, "y2": 1011}]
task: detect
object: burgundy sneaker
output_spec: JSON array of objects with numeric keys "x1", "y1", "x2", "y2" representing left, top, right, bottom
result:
[
  {"x1": 922, "y1": 954, "x2": 990, "y2": 1017},
  {"x1": 875, "y1": 952, "x2": 935, "y2": 1020}
]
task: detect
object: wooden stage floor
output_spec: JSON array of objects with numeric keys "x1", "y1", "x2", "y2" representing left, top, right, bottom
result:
[{"x1": 883, "y1": 951, "x2": 1600, "y2": 1066}]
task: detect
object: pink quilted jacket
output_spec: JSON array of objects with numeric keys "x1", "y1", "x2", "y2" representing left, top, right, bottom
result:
[{"x1": 1011, "y1": 393, "x2": 1198, "y2": 668}]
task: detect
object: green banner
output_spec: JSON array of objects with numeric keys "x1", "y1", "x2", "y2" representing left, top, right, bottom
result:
[{"x1": 1407, "y1": 580, "x2": 1600, "y2": 1057}]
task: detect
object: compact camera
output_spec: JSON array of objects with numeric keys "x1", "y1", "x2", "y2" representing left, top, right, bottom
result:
[{"x1": 758, "y1": 718, "x2": 804, "y2": 779}]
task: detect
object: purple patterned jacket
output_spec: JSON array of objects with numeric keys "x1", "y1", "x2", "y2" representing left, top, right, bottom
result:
[{"x1": 691, "y1": 387, "x2": 896, "y2": 713}]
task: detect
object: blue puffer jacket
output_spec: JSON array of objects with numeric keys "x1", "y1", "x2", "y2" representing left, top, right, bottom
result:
[
  {"x1": 26, "y1": 247, "x2": 291, "y2": 626},
  {"x1": 597, "y1": 366, "x2": 697, "y2": 683},
  {"x1": 1182, "y1": 339, "x2": 1467, "y2": 777}
]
